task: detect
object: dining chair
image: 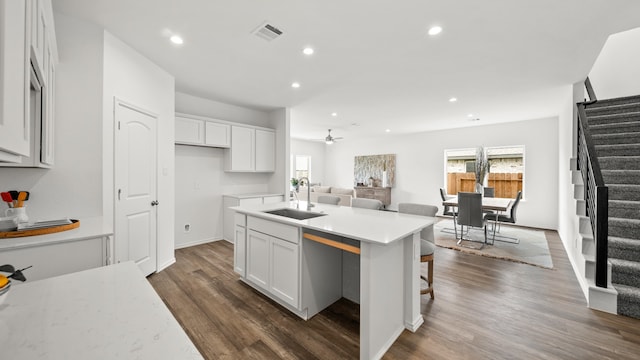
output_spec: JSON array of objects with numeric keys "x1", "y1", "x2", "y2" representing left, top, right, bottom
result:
[
  {"x1": 439, "y1": 188, "x2": 458, "y2": 238},
  {"x1": 317, "y1": 195, "x2": 341, "y2": 205},
  {"x1": 456, "y1": 192, "x2": 488, "y2": 248},
  {"x1": 352, "y1": 198, "x2": 383, "y2": 210},
  {"x1": 484, "y1": 191, "x2": 522, "y2": 244},
  {"x1": 398, "y1": 203, "x2": 438, "y2": 299},
  {"x1": 483, "y1": 187, "x2": 495, "y2": 197}
]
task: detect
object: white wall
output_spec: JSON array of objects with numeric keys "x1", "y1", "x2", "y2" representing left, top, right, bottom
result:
[
  {"x1": 324, "y1": 117, "x2": 560, "y2": 230},
  {"x1": 102, "y1": 32, "x2": 175, "y2": 270},
  {"x1": 589, "y1": 26, "x2": 640, "y2": 99},
  {"x1": 0, "y1": 13, "x2": 103, "y2": 221},
  {"x1": 290, "y1": 138, "x2": 326, "y2": 185},
  {"x1": 174, "y1": 92, "x2": 281, "y2": 248}
]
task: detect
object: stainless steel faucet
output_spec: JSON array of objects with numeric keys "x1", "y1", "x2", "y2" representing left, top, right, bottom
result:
[{"x1": 298, "y1": 177, "x2": 314, "y2": 210}]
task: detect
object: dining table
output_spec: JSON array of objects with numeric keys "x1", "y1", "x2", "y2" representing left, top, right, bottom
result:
[{"x1": 442, "y1": 196, "x2": 513, "y2": 243}]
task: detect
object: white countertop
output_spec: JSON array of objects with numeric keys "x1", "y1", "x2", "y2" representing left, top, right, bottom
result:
[
  {"x1": 0, "y1": 261, "x2": 203, "y2": 360},
  {"x1": 232, "y1": 201, "x2": 434, "y2": 244},
  {"x1": 223, "y1": 192, "x2": 284, "y2": 199},
  {"x1": 0, "y1": 216, "x2": 113, "y2": 251}
]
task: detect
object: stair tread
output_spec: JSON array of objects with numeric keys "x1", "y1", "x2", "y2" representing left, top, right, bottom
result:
[
  {"x1": 608, "y1": 184, "x2": 640, "y2": 187},
  {"x1": 609, "y1": 216, "x2": 640, "y2": 224},
  {"x1": 609, "y1": 236, "x2": 640, "y2": 245},
  {"x1": 593, "y1": 132, "x2": 640, "y2": 137},
  {"x1": 612, "y1": 282, "x2": 640, "y2": 295},
  {"x1": 610, "y1": 257, "x2": 640, "y2": 268},
  {"x1": 591, "y1": 121, "x2": 640, "y2": 129}
]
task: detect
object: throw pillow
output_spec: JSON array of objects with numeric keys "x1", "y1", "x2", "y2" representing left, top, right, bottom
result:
[
  {"x1": 331, "y1": 188, "x2": 354, "y2": 195},
  {"x1": 313, "y1": 186, "x2": 331, "y2": 193}
]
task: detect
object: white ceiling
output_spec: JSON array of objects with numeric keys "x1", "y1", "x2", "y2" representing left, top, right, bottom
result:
[{"x1": 52, "y1": 0, "x2": 640, "y2": 142}]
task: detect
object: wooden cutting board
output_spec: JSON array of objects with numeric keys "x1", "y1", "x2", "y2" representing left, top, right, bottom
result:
[{"x1": 0, "y1": 219, "x2": 80, "y2": 238}]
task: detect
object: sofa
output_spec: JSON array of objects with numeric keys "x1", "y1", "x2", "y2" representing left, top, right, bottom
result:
[{"x1": 297, "y1": 185, "x2": 355, "y2": 206}]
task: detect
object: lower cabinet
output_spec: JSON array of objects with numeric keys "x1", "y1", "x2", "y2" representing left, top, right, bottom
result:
[
  {"x1": 245, "y1": 216, "x2": 300, "y2": 308},
  {"x1": 269, "y1": 237, "x2": 299, "y2": 306},
  {"x1": 0, "y1": 236, "x2": 109, "y2": 282},
  {"x1": 233, "y1": 224, "x2": 246, "y2": 277}
]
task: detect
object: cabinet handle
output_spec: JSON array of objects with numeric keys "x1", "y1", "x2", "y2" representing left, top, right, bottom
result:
[{"x1": 151, "y1": 200, "x2": 159, "y2": 206}]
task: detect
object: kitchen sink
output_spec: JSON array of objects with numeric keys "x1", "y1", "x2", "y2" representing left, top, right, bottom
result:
[{"x1": 263, "y1": 208, "x2": 327, "y2": 220}]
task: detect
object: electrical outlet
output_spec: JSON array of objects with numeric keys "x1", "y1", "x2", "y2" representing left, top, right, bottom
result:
[{"x1": 184, "y1": 223, "x2": 191, "y2": 232}]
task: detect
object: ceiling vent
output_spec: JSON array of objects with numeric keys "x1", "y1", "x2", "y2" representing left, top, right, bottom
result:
[{"x1": 251, "y1": 21, "x2": 283, "y2": 41}]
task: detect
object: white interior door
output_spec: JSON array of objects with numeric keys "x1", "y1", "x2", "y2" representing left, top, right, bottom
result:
[{"x1": 114, "y1": 99, "x2": 158, "y2": 276}]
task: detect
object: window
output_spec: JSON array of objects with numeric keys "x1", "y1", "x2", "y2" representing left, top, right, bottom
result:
[
  {"x1": 444, "y1": 146, "x2": 524, "y2": 198},
  {"x1": 293, "y1": 155, "x2": 311, "y2": 183}
]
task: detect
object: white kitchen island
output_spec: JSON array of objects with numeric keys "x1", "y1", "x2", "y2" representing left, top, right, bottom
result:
[
  {"x1": 232, "y1": 201, "x2": 434, "y2": 360},
  {"x1": 0, "y1": 261, "x2": 202, "y2": 360}
]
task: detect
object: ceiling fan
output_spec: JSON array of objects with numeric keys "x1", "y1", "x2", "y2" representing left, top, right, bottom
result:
[{"x1": 322, "y1": 129, "x2": 343, "y2": 144}]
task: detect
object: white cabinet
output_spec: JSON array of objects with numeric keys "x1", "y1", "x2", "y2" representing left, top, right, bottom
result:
[
  {"x1": 222, "y1": 194, "x2": 285, "y2": 242},
  {"x1": 226, "y1": 125, "x2": 254, "y2": 171},
  {"x1": 175, "y1": 116, "x2": 204, "y2": 145},
  {"x1": 270, "y1": 237, "x2": 299, "y2": 306},
  {"x1": 1, "y1": 0, "x2": 57, "y2": 167},
  {"x1": 234, "y1": 213, "x2": 247, "y2": 277},
  {"x1": 245, "y1": 216, "x2": 300, "y2": 308},
  {"x1": 255, "y1": 129, "x2": 275, "y2": 172},
  {"x1": 175, "y1": 113, "x2": 230, "y2": 148},
  {"x1": 247, "y1": 229, "x2": 270, "y2": 289},
  {"x1": 0, "y1": 0, "x2": 30, "y2": 160},
  {"x1": 0, "y1": 236, "x2": 109, "y2": 282},
  {"x1": 225, "y1": 125, "x2": 275, "y2": 172},
  {"x1": 204, "y1": 121, "x2": 230, "y2": 147}
]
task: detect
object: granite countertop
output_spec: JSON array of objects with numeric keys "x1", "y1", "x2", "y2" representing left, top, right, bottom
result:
[
  {"x1": 231, "y1": 201, "x2": 434, "y2": 244},
  {"x1": 0, "y1": 216, "x2": 113, "y2": 251},
  {"x1": 0, "y1": 261, "x2": 203, "y2": 359}
]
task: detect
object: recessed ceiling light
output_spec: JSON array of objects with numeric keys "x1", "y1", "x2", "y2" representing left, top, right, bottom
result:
[
  {"x1": 303, "y1": 47, "x2": 314, "y2": 55},
  {"x1": 385, "y1": 129, "x2": 391, "y2": 133},
  {"x1": 428, "y1": 26, "x2": 442, "y2": 36},
  {"x1": 469, "y1": 118, "x2": 480, "y2": 122},
  {"x1": 467, "y1": 113, "x2": 474, "y2": 117},
  {"x1": 170, "y1": 35, "x2": 184, "y2": 45},
  {"x1": 331, "y1": 112, "x2": 337, "y2": 117},
  {"x1": 291, "y1": 82, "x2": 301, "y2": 88},
  {"x1": 449, "y1": 97, "x2": 457, "y2": 102}
]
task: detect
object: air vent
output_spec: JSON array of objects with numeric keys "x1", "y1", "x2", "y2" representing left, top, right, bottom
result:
[{"x1": 251, "y1": 21, "x2": 283, "y2": 41}]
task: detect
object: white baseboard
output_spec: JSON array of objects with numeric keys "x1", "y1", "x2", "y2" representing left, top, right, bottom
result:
[
  {"x1": 174, "y1": 237, "x2": 221, "y2": 250},
  {"x1": 157, "y1": 257, "x2": 176, "y2": 272}
]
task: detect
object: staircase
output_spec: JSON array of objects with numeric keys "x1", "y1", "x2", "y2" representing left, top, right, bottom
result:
[{"x1": 585, "y1": 94, "x2": 640, "y2": 319}]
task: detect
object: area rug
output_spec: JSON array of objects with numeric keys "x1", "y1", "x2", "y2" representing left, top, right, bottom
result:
[{"x1": 434, "y1": 219, "x2": 554, "y2": 269}]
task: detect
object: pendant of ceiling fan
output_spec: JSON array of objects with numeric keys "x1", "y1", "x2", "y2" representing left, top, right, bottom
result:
[{"x1": 324, "y1": 129, "x2": 343, "y2": 144}]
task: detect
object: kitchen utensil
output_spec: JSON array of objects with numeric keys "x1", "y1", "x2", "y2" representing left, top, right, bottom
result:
[
  {"x1": 8, "y1": 190, "x2": 18, "y2": 207},
  {"x1": 16, "y1": 191, "x2": 27, "y2": 208},
  {"x1": 0, "y1": 192, "x2": 12, "y2": 208},
  {"x1": 0, "y1": 264, "x2": 15, "y2": 273}
]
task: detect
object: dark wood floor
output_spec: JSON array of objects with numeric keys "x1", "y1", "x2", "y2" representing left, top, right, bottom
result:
[{"x1": 148, "y1": 230, "x2": 640, "y2": 359}]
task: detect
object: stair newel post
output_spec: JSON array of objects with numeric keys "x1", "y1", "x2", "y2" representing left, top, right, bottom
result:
[{"x1": 595, "y1": 186, "x2": 609, "y2": 288}]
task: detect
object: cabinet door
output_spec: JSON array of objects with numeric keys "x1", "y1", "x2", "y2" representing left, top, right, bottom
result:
[
  {"x1": 234, "y1": 225, "x2": 246, "y2": 276},
  {"x1": 247, "y1": 229, "x2": 269, "y2": 289},
  {"x1": 0, "y1": 0, "x2": 30, "y2": 157},
  {"x1": 228, "y1": 126, "x2": 255, "y2": 171},
  {"x1": 270, "y1": 237, "x2": 299, "y2": 307},
  {"x1": 175, "y1": 116, "x2": 204, "y2": 145},
  {"x1": 204, "y1": 121, "x2": 230, "y2": 148},
  {"x1": 255, "y1": 129, "x2": 275, "y2": 172},
  {"x1": 40, "y1": 32, "x2": 54, "y2": 165}
]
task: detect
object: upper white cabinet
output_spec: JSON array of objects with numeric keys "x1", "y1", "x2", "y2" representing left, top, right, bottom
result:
[
  {"x1": 226, "y1": 125, "x2": 255, "y2": 171},
  {"x1": 255, "y1": 129, "x2": 275, "y2": 172},
  {"x1": 225, "y1": 125, "x2": 275, "y2": 172},
  {"x1": 175, "y1": 113, "x2": 230, "y2": 148},
  {"x1": 0, "y1": 0, "x2": 30, "y2": 160},
  {"x1": 204, "y1": 121, "x2": 230, "y2": 147},
  {"x1": 0, "y1": 0, "x2": 57, "y2": 167}
]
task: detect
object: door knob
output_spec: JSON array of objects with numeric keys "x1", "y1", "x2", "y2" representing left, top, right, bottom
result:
[{"x1": 151, "y1": 200, "x2": 159, "y2": 206}]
